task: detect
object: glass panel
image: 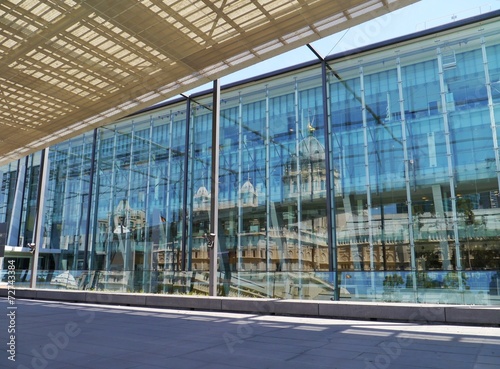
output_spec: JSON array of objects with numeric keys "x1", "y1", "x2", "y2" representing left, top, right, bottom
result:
[
  {"x1": 330, "y1": 17, "x2": 500, "y2": 303},
  {"x1": 188, "y1": 96, "x2": 213, "y2": 294},
  {"x1": 20, "y1": 152, "x2": 43, "y2": 248},
  {"x1": 215, "y1": 67, "x2": 328, "y2": 298},
  {"x1": 88, "y1": 103, "x2": 189, "y2": 293},
  {"x1": 398, "y1": 48, "x2": 454, "y2": 276},
  {"x1": 149, "y1": 109, "x2": 188, "y2": 293},
  {"x1": 44, "y1": 135, "x2": 92, "y2": 273},
  {"x1": 0, "y1": 162, "x2": 19, "y2": 245},
  {"x1": 2, "y1": 14, "x2": 500, "y2": 305}
]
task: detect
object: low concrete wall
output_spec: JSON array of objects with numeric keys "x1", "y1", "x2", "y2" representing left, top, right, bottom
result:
[
  {"x1": 275, "y1": 300, "x2": 320, "y2": 316},
  {"x1": 1, "y1": 288, "x2": 499, "y2": 326},
  {"x1": 220, "y1": 297, "x2": 276, "y2": 314},
  {"x1": 444, "y1": 306, "x2": 500, "y2": 325},
  {"x1": 318, "y1": 301, "x2": 447, "y2": 323},
  {"x1": 85, "y1": 292, "x2": 147, "y2": 306},
  {"x1": 145, "y1": 294, "x2": 222, "y2": 311}
]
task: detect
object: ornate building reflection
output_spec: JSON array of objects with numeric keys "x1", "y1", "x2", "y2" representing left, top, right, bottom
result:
[{"x1": 1, "y1": 11, "x2": 500, "y2": 304}]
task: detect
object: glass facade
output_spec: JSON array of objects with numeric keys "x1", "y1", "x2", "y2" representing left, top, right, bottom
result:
[{"x1": 1, "y1": 13, "x2": 500, "y2": 304}]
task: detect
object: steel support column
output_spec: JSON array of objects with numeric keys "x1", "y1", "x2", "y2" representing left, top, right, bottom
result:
[
  {"x1": 30, "y1": 148, "x2": 49, "y2": 289},
  {"x1": 181, "y1": 97, "x2": 191, "y2": 272},
  {"x1": 209, "y1": 80, "x2": 220, "y2": 296},
  {"x1": 83, "y1": 129, "x2": 98, "y2": 272}
]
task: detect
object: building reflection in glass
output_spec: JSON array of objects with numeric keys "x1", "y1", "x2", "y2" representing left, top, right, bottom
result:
[{"x1": 1, "y1": 13, "x2": 500, "y2": 304}]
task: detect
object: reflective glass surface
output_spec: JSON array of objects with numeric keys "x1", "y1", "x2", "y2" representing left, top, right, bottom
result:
[{"x1": 1, "y1": 15, "x2": 500, "y2": 304}]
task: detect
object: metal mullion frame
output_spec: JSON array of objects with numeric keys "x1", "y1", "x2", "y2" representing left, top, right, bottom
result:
[
  {"x1": 165, "y1": 111, "x2": 176, "y2": 269},
  {"x1": 74, "y1": 136, "x2": 86, "y2": 271},
  {"x1": 360, "y1": 65, "x2": 376, "y2": 298},
  {"x1": 437, "y1": 47, "x2": 463, "y2": 278},
  {"x1": 481, "y1": 37, "x2": 500, "y2": 190},
  {"x1": 237, "y1": 92, "x2": 243, "y2": 290},
  {"x1": 143, "y1": 117, "x2": 154, "y2": 292},
  {"x1": 265, "y1": 85, "x2": 271, "y2": 296},
  {"x1": 294, "y1": 78, "x2": 303, "y2": 297},
  {"x1": 322, "y1": 60, "x2": 338, "y2": 299},
  {"x1": 83, "y1": 129, "x2": 98, "y2": 273},
  {"x1": 89, "y1": 129, "x2": 102, "y2": 276},
  {"x1": 397, "y1": 57, "x2": 417, "y2": 294},
  {"x1": 30, "y1": 148, "x2": 49, "y2": 289},
  {"x1": 209, "y1": 80, "x2": 220, "y2": 296},
  {"x1": 181, "y1": 98, "x2": 191, "y2": 272}
]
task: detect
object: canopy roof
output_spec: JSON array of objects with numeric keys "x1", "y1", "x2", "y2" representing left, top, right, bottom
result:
[{"x1": 0, "y1": 0, "x2": 417, "y2": 165}]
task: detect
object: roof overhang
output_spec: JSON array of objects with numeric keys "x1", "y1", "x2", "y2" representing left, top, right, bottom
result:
[{"x1": 0, "y1": 0, "x2": 419, "y2": 166}]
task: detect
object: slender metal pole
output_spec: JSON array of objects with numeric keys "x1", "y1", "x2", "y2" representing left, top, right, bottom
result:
[
  {"x1": 237, "y1": 93, "x2": 243, "y2": 281},
  {"x1": 437, "y1": 47, "x2": 462, "y2": 279},
  {"x1": 307, "y1": 44, "x2": 339, "y2": 298},
  {"x1": 397, "y1": 57, "x2": 417, "y2": 294},
  {"x1": 209, "y1": 80, "x2": 220, "y2": 296},
  {"x1": 83, "y1": 129, "x2": 97, "y2": 272},
  {"x1": 89, "y1": 130, "x2": 102, "y2": 278},
  {"x1": 30, "y1": 148, "x2": 49, "y2": 289},
  {"x1": 320, "y1": 59, "x2": 338, "y2": 300},
  {"x1": 360, "y1": 66, "x2": 375, "y2": 299},
  {"x1": 294, "y1": 78, "x2": 303, "y2": 298},
  {"x1": 265, "y1": 85, "x2": 271, "y2": 296},
  {"x1": 144, "y1": 118, "x2": 153, "y2": 292},
  {"x1": 181, "y1": 98, "x2": 191, "y2": 272}
]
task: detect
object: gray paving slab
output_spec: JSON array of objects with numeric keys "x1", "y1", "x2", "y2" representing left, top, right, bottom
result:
[{"x1": 1, "y1": 298, "x2": 500, "y2": 369}]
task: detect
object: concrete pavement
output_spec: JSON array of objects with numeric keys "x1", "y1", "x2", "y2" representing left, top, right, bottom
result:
[{"x1": 1, "y1": 298, "x2": 500, "y2": 369}]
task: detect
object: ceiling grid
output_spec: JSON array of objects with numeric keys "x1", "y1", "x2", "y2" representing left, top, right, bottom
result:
[{"x1": 0, "y1": 0, "x2": 418, "y2": 165}]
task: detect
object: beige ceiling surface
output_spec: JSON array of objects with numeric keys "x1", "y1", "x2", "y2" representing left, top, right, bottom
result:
[{"x1": 0, "y1": 0, "x2": 418, "y2": 166}]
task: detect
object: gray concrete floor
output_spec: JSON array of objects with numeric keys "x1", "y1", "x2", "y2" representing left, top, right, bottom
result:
[{"x1": 1, "y1": 298, "x2": 500, "y2": 369}]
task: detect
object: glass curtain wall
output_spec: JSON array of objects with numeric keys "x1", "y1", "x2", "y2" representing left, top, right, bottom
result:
[
  {"x1": 214, "y1": 68, "x2": 331, "y2": 298},
  {"x1": 1, "y1": 14, "x2": 499, "y2": 304},
  {"x1": 42, "y1": 134, "x2": 93, "y2": 287},
  {"x1": 0, "y1": 162, "x2": 19, "y2": 246},
  {"x1": 0, "y1": 151, "x2": 46, "y2": 283},
  {"x1": 188, "y1": 96, "x2": 216, "y2": 293},
  {"x1": 329, "y1": 18, "x2": 500, "y2": 304},
  {"x1": 87, "y1": 103, "x2": 189, "y2": 293}
]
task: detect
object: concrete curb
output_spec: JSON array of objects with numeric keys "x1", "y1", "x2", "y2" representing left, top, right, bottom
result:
[{"x1": 1, "y1": 288, "x2": 498, "y2": 326}]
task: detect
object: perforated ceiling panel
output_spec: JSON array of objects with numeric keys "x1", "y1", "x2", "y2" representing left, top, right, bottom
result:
[{"x1": 0, "y1": 0, "x2": 418, "y2": 165}]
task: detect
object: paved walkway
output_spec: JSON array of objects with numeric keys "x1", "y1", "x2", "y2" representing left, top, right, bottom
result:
[{"x1": 1, "y1": 298, "x2": 500, "y2": 369}]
